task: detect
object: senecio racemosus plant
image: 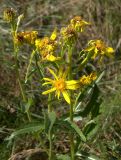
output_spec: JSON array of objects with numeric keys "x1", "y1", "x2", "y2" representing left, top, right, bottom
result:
[{"x1": 4, "y1": 8, "x2": 114, "y2": 160}]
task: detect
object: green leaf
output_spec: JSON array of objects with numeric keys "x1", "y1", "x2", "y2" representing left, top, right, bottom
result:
[
  {"x1": 67, "y1": 120, "x2": 86, "y2": 142},
  {"x1": 83, "y1": 120, "x2": 96, "y2": 136},
  {"x1": 48, "y1": 111, "x2": 56, "y2": 134},
  {"x1": 44, "y1": 111, "x2": 56, "y2": 138},
  {"x1": 25, "y1": 98, "x2": 34, "y2": 113},
  {"x1": 7, "y1": 122, "x2": 44, "y2": 141},
  {"x1": 76, "y1": 152, "x2": 100, "y2": 160},
  {"x1": 44, "y1": 112, "x2": 50, "y2": 133},
  {"x1": 79, "y1": 84, "x2": 100, "y2": 117},
  {"x1": 74, "y1": 71, "x2": 104, "y2": 114},
  {"x1": 91, "y1": 98, "x2": 102, "y2": 119}
]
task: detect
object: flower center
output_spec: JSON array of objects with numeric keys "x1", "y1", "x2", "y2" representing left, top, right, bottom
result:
[
  {"x1": 96, "y1": 41, "x2": 105, "y2": 51},
  {"x1": 54, "y1": 78, "x2": 66, "y2": 91}
]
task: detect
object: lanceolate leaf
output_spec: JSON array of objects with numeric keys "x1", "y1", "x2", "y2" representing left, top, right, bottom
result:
[
  {"x1": 67, "y1": 120, "x2": 86, "y2": 142},
  {"x1": 78, "y1": 84, "x2": 100, "y2": 117},
  {"x1": 91, "y1": 98, "x2": 102, "y2": 119},
  {"x1": 48, "y1": 111, "x2": 56, "y2": 139},
  {"x1": 7, "y1": 122, "x2": 44, "y2": 141}
]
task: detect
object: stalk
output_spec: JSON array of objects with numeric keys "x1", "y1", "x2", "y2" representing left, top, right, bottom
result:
[
  {"x1": 70, "y1": 101, "x2": 75, "y2": 160},
  {"x1": 13, "y1": 34, "x2": 27, "y2": 103},
  {"x1": 68, "y1": 46, "x2": 75, "y2": 160},
  {"x1": 25, "y1": 50, "x2": 36, "y2": 83},
  {"x1": 11, "y1": 22, "x2": 31, "y2": 121},
  {"x1": 48, "y1": 94, "x2": 52, "y2": 160}
]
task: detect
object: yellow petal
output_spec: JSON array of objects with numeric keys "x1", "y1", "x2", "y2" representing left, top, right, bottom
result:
[
  {"x1": 66, "y1": 84, "x2": 79, "y2": 90},
  {"x1": 94, "y1": 47, "x2": 98, "y2": 54},
  {"x1": 66, "y1": 80, "x2": 79, "y2": 90},
  {"x1": 106, "y1": 47, "x2": 114, "y2": 57},
  {"x1": 48, "y1": 68, "x2": 58, "y2": 80},
  {"x1": 56, "y1": 90, "x2": 61, "y2": 99},
  {"x1": 66, "y1": 80, "x2": 79, "y2": 85},
  {"x1": 50, "y1": 29, "x2": 57, "y2": 41},
  {"x1": 42, "y1": 87, "x2": 56, "y2": 95},
  {"x1": 47, "y1": 55, "x2": 61, "y2": 61},
  {"x1": 43, "y1": 78, "x2": 53, "y2": 82},
  {"x1": 107, "y1": 47, "x2": 114, "y2": 53},
  {"x1": 62, "y1": 90, "x2": 70, "y2": 104}
]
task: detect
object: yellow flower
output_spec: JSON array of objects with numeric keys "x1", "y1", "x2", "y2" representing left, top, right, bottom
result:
[
  {"x1": 35, "y1": 29, "x2": 60, "y2": 61},
  {"x1": 85, "y1": 40, "x2": 114, "y2": 62},
  {"x1": 42, "y1": 68, "x2": 79, "y2": 104},
  {"x1": 24, "y1": 31, "x2": 38, "y2": 44},
  {"x1": 3, "y1": 8, "x2": 16, "y2": 23},
  {"x1": 50, "y1": 28, "x2": 57, "y2": 41},
  {"x1": 70, "y1": 16, "x2": 90, "y2": 32},
  {"x1": 61, "y1": 25, "x2": 77, "y2": 46},
  {"x1": 35, "y1": 29, "x2": 57, "y2": 52},
  {"x1": 45, "y1": 54, "x2": 61, "y2": 62},
  {"x1": 80, "y1": 72, "x2": 97, "y2": 85},
  {"x1": 15, "y1": 31, "x2": 38, "y2": 45}
]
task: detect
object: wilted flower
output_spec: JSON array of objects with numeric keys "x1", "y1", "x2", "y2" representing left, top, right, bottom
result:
[
  {"x1": 61, "y1": 25, "x2": 77, "y2": 46},
  {"x1": 42, "y1": 68, "x2": 79, "y2": 104},
  {"x1": 3, "y1": 8, "x2": 16, "y2": 23}
]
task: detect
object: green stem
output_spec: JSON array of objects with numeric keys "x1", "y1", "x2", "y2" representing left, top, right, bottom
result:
[
  {"x1": 70, "y1": 101, "x2": 75, "y2": 160},
  {"x1": 48, "y1": 94, "x2": 52, "y2": 160},
  {"x1": 26, "y1": 110, "x2": 31, "y2": 122},
  {"x1": 79, "y1": 51, "x2": 94, "y2": 70},
  {"x1": 49, "y1": 131, "x2": 52, "y2": 160},
  {"x1": 11, "y1": 22, "x2": 30, "y2": 121},
  {"x1": 14, "y1": 45, "x2": 27, "y2": 102},
  {"x1": 68, "y1": 46, "x2": 75, "y2": 160},
  {"x1": 35, "y1": 53, "x2": 44, "y2": 79},
  {"x1": 25, "y1": 50, "x2": 36, "y2": 83}
]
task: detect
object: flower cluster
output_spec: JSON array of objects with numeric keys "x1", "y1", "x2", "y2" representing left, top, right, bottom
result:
[
  {"x1": 3, "y1": 9, "x2": 114, "y2": 104},
  {"x1": 14, "y1": 31, "x2": 38, "y2": 45},
  {"x1": 35, "y1": 29, "x2": 61, "y2": 61},
  {"x1": 42, "y1": 68, "x2": 97, "y2": 104},
  {"x1": 61, "y1": 16, "x2": 89, "y2": 46}
]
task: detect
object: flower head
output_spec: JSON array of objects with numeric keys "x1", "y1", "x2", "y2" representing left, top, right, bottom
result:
[
  {"x1": 80, "y1": 72, "x2": 97, "y2": 85},
  {"x1": 84, "y1": 40, "x2": 114, "y2": 62},
  {"x1": 3, "y1": 8, "x2": 16, "y2": 23},
  {"x1": 42, "y1": 68, "x2": 79, "y2": 104},
  {"x1": 35, "y1": 29, "x2": 60, "y2": 61},
  {"x1": 61, "y1": 25, "x2": 77, "y2": 46},
  {"x1": 70, "y1": 16, "x2": 90, "y2": 32},
  {"x1": 14, "y1": 31, "x2": 38, "y2": 45}
]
